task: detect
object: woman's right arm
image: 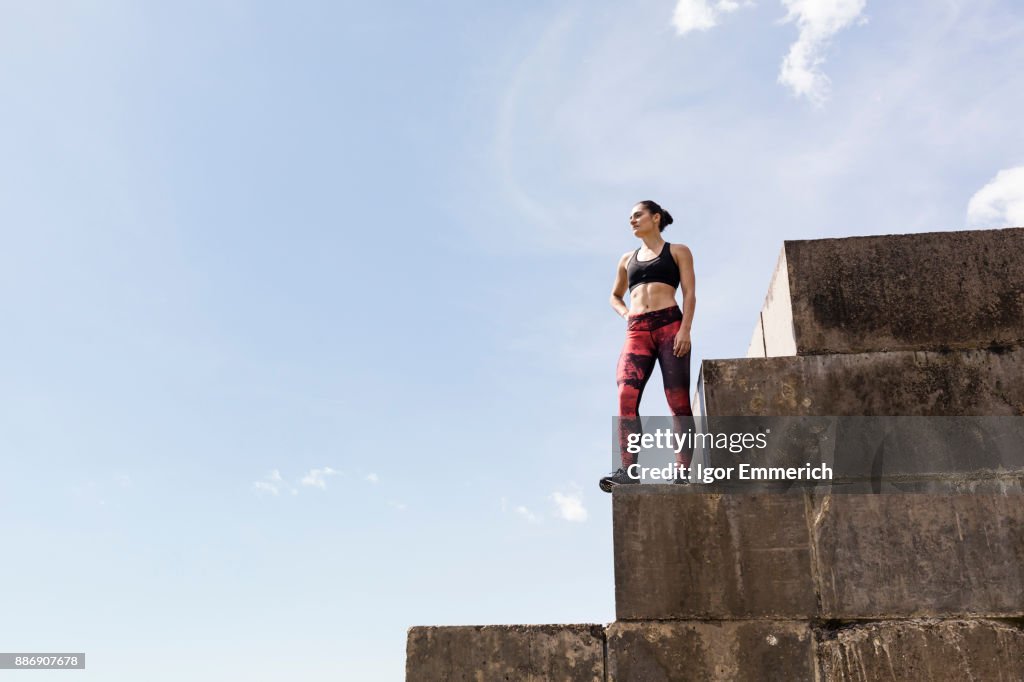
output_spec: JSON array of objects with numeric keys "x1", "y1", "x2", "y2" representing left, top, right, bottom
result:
[{"x1": 610, "y1": 252, "x2": 631, "y2": 319}]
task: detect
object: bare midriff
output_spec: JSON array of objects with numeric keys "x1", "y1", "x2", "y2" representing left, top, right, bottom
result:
[{"x1": 628, "y1": 281, "x2": 679, "y2": 315}]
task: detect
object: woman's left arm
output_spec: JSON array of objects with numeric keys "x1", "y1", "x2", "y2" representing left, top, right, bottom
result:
[{"x1": 671, "y1": 244, "x2": 696, "y2": 357}]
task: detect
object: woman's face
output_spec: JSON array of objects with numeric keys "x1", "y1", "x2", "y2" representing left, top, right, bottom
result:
[{"x1": 630, "y1": 204, "x2": 659, "y2": 237}]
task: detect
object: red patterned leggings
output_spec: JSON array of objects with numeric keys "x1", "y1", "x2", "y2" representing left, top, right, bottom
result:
[{"x1": 616, "y1": 306, "x2": 693, "y2": 468}]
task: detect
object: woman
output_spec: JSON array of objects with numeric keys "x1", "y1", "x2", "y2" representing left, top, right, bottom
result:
[{"x1": 599, "y1": 200, "x2": 696, "y2": 492}]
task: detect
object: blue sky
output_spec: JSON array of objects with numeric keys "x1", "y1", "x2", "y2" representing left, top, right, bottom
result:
[{"x1": 2, "y1": 1, "x2": 1024, "y2": 679}]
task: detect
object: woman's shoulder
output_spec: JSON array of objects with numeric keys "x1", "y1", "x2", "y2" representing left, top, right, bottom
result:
[
  {"x1": 617, "y1": 250, "x2": 635, "y2": 267},
  {"x1": 669, "y1": 243, "x2": 693, "y2": 258}
]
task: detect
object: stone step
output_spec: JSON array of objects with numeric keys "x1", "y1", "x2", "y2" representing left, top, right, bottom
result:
[
  {"x1": 606, "y1": 620, "x2": 814, "y2": 682},
  {"x1": 405, "y1": 624, "x2": 603, "y2": 681},
  {"x1": 406, "y1": 619, "x2": 1024, "y2": 680},
  {"x1": 697, "y1": 416, "x2": 1024, "y2": 487},
  {"x1": 819, "y1": 620, "x2": 1024, "y2": 682},
  {"x1": 746, "y1": 228, "x2": 1024, "y2": 357},
  {"x1": 698, "y1": 348, "x2": 1024, "y2": 417},
  {"x1": 612, "y1": 488, "x2": 1024, "y2": 621}
]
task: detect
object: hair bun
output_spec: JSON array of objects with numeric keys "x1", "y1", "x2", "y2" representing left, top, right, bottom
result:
[{"x1": 638, "y1": 200, "x2": 674, "y2": 232}]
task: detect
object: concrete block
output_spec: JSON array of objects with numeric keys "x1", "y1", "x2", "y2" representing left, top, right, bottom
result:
[
  {"x1": 747, "y1": 248, "x2": 796, "y2": 358},
  {"x1": 688, "y1": 415, "x2": 1024, "y2": 488},
  {"x1": 701, "y1": 348, "x2": 1024, "y2": 417},
  {"x1": 818, "y1": 620, "x2": 1024, "y2": 681},
  {"x1": 812, "y1": 494, "x2": 1024, "y2": 619},
  {"x1": 613, "y1": 488, "x2": 816, "y2": 620},
  {"x1": 606, "y1": 620, "x2": 814, "y2": 682},
  {"x1": 405, "y1": 624, "x2": 604, "y2": 682},
  {"x1": 614, "y1": 489, "x2": 1024, "y2": 621},
  {"x1": 746, "y1": 228, "x2": 1024, "y2": 357}
]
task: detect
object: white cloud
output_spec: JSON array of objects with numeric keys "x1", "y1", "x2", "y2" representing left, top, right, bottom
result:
[
  {"x1": 778, "y1": 0, "x2": 867, "y2": 104},
  {"x1": 672, "y1": 0, "x2": 744, "y2": 35},
  {"x1": 669, "y1": 0, "x2": 866, "y2": 104},
  {"x1": 514, "y1": 505, "x2": 541, "y2": 524},
  {"x1": 365, "y1": 472, "x2": 379, "y2": 484},
  {"x1": 252, "y1": 481, "x2": 278, "y2": 496},
  {"x1": 967, "y1": 166, "x2": 1024, "y2": 228},
  {"x1": 388, "y1": 500, "x2": 408, "y2": 511},
  {"x1": 253, "y1": 469, "x2": 296, "y2": 497},
  {"x1": 550, "y1": 488, "x2": 588, "y2": 522},
  {"x1": 300, "y1": 467, "x2": 341, "y2": 490}
]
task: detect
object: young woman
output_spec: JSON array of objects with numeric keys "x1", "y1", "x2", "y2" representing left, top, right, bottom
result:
[{"x1": 600, "y1": 200, "x2": 696, "y2": 492}]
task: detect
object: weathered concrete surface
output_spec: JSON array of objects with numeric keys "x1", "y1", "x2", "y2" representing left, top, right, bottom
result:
[
  {"x1": 746, "y1": 228, "x2": 1024, "y2": 357},
  {"x1": 614, "y1": 488, "x2": 816, "y2": 620},
  {"x1": 818, "y1": 619, "x2": 1024, "y2": 681},
  {"x1": 688, "y1": 416, "x2": 1024, "y2": 487},
  {"x1": 615, "y1": 489, "x2": 1024, "y2": 620},
  {"x1": 812, "y1": 494, "x2": 1024, "y2": 619},
  {"x1": 701, "y1": 348, "x2": 1024, "y2": 417},
  {"x1": 606, "y1": 620, "x2": 814, "y2": 682},
  {"x1": 406, "y1": 624, "x2": 604, "y2": 681},
  {"x1": 747, "y1": 248, "x2": 797, "y2": 358}
]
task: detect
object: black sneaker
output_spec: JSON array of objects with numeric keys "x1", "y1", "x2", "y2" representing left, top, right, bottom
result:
[
  {"x1": 599, "y1": 467, "x2": 640, "y2": 493},
  {"x1": 673, "y1": 470, "x2": 690, "y2": 485}
]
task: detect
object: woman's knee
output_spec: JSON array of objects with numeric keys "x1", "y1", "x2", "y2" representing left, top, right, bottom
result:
[
  {"x1": 664, "y1": 387, "x2": 692, "y2": 416},
  {"x1": 618, "y1": 383, "x2": 642, "y2": 415}
]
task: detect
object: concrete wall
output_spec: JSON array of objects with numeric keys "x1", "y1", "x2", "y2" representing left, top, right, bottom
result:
[
  {"x1": 408, "y1": 228, "x2": 1024, "y2": 680},
  {"x1": 701, "y1": 347, "x2": 1024, "y2": 417},
  {"x1": 613, "y1": 488, "x2": 1024, "y2": 622},
  {"x1": 614, "y1": 491, "x2": 815, "y2": 620},
  {"x1": 406, "y1": 619, "x2": 1024, "y2": 681},
  {"x1": 819, "y1": 620, "x2": 1024, "y2": 681},
  {"x1": 406, "y1": 625, "x2": 604, "y2": 681},
  {"x1": 606, "y1": 621, "x2": 814, "y2": 682},
  {"x1": 748, "y1": 228, "x2": 1024, "y2": 356},
  {"x1": 746, "y1": 248, "x2": 796, "y2": 358}
]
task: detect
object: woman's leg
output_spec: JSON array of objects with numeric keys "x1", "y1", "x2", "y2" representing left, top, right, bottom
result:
[
  {"x1": 616, "y1": 328, "x2": 657, "y2": 467},
  {"x1": 653, "y1": 320, "x2": 694, "y2": 468}
]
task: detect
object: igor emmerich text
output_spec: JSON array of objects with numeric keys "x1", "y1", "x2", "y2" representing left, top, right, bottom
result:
[{"x1": 632, "y1": 462, "x2": 833, "y2": 484}]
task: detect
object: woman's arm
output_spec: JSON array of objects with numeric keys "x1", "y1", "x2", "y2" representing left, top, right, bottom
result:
[
  {"x1": 671, "y1": 244, "x2": 696, "y2": 356},
  {"x1": 609, "y1": 252, "x2": 632, "y2": 318}
]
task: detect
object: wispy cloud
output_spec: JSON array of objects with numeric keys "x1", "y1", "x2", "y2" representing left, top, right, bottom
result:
[
  {"x1": 252, "y1": 470, "x2": 296, "y2": 497},
  {"x1": 387, "y1": 500, "x2": 408, "y2": 512},
  {"x1": 300, "y1": 467, "x2": 341, "y2": 490},
  {"x1": 669, "y1": 0, "x2": 867, "y2": 104},
  {"x1": 514, "y1": 505, "x2": 541, "y2": 524},
  {"x1": 778, "y1": 0, "x2": 867, "y2": 104},
  {"x1": 252, "y1": 482, "x2": 277, "y2": 496},
  {"x1": 254, "y1": 467, "x2": 385, "y2": 498},
  {"x1": 672, "y1": 0, "x2": 744, "y2": 35},
  {"x1": 493, "y1": 7, "x2": 579, "y2": 243},
  {"x1": 967, "y1": 166, "x2": 1024, "y2": 228},
  {"x1": 550, "y1": 486, "x2": 588, "y2": 522},
  {"x1": 482, "y1": 0, "x2": 1024, "y2": 340}
]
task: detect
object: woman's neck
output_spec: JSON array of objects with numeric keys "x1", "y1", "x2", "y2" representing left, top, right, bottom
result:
[{"x1": 640, "y1": 233, "x2": 666, "y2": 253}]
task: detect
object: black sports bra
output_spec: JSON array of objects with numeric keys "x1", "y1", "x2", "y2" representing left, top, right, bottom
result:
[{"x1": 626, "y1": 242, "x2": 680, "y2": 292}]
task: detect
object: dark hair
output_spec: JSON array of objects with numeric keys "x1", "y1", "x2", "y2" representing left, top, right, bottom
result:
[{"x1": 638, "y1": 200, "x2": 674, "y2": 232}]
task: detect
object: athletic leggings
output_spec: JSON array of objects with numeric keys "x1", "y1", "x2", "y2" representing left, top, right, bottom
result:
[{"x1": 616, "y1": 306, "x2": 693, "y2": 468}]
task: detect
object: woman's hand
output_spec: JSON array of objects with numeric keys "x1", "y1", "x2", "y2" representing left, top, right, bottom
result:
[{"x1": 673, "y1": 328, "x2": 691, "y2": 357}]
